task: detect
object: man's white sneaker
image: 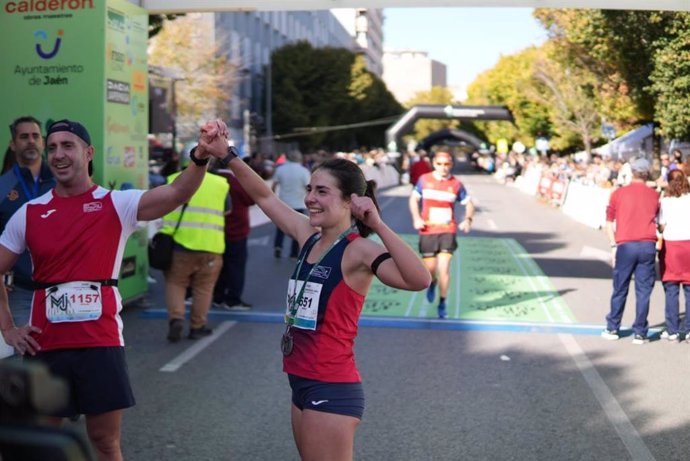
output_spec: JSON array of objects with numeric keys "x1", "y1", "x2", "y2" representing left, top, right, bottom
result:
[
  {"x1": 601, "y1": 329, "x2": 620, "y2": 341},
  {"x1": 632, "y1": 334, "x2": 649, "y2": 345},
  {"x1": 660, "y1": 330, "x2": 679, "y2": 341}
]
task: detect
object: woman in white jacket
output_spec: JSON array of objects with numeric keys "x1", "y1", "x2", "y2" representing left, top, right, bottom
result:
[{"x1": 658, "y1": 168, "x2": 690, "y2": 342}]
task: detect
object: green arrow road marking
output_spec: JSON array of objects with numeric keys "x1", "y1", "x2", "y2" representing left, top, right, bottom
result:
[{"x1": 362, "y1": 235, "x2": 576, "y2": 323}]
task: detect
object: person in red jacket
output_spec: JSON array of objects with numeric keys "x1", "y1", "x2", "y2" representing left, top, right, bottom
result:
[
  {"x1": 408, "y1": 149, "x2": 432, "y2": 187},
  {"x1": 213, "y1": 164, "x2": 255, "y2": 310}
]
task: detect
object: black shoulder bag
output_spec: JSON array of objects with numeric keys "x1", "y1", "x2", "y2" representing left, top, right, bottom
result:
[{"x1": 148, "y1": 204, "x2": 188, "y2": 271}]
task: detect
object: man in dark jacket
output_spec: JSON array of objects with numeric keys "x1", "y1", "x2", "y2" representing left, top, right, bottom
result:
[{"x1": 0, "y1": 116, "x2": 55, "y2": 332}]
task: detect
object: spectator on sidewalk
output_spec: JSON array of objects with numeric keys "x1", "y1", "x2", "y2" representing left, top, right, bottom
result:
[
  {"x1": 2, "y1": 146, "x2": 16, "y2": 174},
  {"x1": 163, "y1": 154, "x2": 229, "y2": 342},
  {"x1": 0, "y1": 116, "x2": 55, "y2": 337},
  {"x1": 657, "y1": 153, "x2": 672, "y2": 190},
  {"x1": 213, "y1": 165, "x2": 255, "y2": 311},
  {"x1": 657, "y1": 168, "x2": 690, "y2": 342},
  {"x1": 670, "y1": 149, "x2": 683, "y2": 171},
  {"x1": 271, "y1": 150, "x2": 310, "y2": 259},
  {"x1": 409, "y1": 149, "x2": 432, "y2": 187},
  {"x1": 602, "y1": 158, "x2": 659, "y2": 344}
]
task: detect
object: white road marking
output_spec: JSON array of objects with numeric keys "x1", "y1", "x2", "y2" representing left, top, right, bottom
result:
[
  {"x1": 559, "y1": 334, "x2": 655, "y2": 461},
  {"x1": 248, "y1": 236, "x2": 270, "y2": 246},
  {"x1": 379, "y1": 196, "x2": 396, "y2": 211},
  {"x1": 249, "y1": 206, "x2": 271, "y2": 227},
  {"x1": 160, "y1": 321, "x2": 237, "y2": 372},
  {"x1": 580, "y1": 245, "x2": 612, "y2": 263},
  {"x1": 419, "y1": 297, "x2": 429, "y2": 318},
  {"x1": 454, "y1": 250, "x2": 461, "y2": 318},
  {"x1": 404, "y1": 290, "x2": 419, "y2": 317}
]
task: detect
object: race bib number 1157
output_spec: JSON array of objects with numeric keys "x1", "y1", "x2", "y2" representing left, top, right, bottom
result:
[{"x1": 46, "y1": 281, "x2": 103, "y2": 323}]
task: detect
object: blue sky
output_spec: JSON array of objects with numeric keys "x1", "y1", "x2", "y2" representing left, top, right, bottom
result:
[{"x1": 383, "y1": 8, "x2": 548, "y2": 94}]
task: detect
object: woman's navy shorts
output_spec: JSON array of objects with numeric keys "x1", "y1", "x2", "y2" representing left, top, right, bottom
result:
[{"x1": 288, "y1": 374, "x2": 365, "y2": 419}]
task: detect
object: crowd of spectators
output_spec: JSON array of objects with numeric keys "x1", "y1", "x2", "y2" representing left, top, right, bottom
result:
[
  {"x1": 147, "y1": 143, "x2": 398, "y2": 189},
  {"x1": 481, "y1": 148, "x2": 690, "y2": 195}
]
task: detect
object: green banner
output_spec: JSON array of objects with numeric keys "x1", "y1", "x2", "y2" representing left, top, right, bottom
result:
[
  {"x1": 103, "y1": 0, "x2": 149, "y2": 300},
  {"x1": 0, "y1": 0, "x2": 149, "y2": 301}
]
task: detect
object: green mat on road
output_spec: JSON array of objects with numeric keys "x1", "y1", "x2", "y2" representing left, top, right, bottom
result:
[{"x1": 363, "y1": 235, "x2": 575, "y2": 324}]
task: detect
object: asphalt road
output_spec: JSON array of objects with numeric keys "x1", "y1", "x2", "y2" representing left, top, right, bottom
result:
[{"x1": 107, "y1": 162, "x2": 689, "y2": 460}]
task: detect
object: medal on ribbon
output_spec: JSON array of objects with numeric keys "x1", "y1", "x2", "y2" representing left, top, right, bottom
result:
[
  {"x1": 281, "y1": 326, "x2": 294, "y2": 356},
  {"x1": 280, "y1": 227, "x2": 354, "y2": 356}
]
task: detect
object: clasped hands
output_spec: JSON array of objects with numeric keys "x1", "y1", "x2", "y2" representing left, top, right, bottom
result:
[{"x1": 195, "y1": 119, "x2": 231, "y2": 160}]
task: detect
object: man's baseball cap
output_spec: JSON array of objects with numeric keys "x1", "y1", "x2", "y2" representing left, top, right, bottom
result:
[
  {"x1": 631, "y1": 158, "x2": 650, "y2": 173},
  {"x1": 46, "y1": 119, "x2": 91, "y2": 146},
  {"x1": 46, "y1": 119, "x2": 93, "y2": 176}
]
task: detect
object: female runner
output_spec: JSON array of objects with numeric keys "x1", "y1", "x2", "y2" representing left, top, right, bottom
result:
[{"x1": 200, "y1": 132, "x2": 431, "y2": 461}]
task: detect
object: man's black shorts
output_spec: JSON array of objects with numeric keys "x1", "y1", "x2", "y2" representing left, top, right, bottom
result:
[
  {"x1": 25, "y1": 346, "x2": 135, "y2": 417},
  {"x1": 419, "y1": 233, "x2": 457, "y2": 258}
]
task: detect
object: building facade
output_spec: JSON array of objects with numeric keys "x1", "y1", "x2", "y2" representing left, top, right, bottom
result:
[
  {"x1": 214, "y1": 9, "x2": 384, "y2": 155},
  {"x1": 332, "y1": 8, "x2": 385, "y2": 77},
  {"x1": 382, "y1": 50, "x2": 447, "y2": 105}
]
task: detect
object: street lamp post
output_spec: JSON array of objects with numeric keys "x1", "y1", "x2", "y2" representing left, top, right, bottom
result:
[
  {"x1": 243, "y1": 108, "x2": 251, "y2": 158},
  {"x1": 265, "y1": 32, "x2": 273, "y2": 156}
]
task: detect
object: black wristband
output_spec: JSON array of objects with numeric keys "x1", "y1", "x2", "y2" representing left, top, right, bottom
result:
[
  {"x1": 371, "y1": 252, "x2": 392, "y2": 276},
  {"x1": 218, "y1": 146, "x2": 239, "y2": 168},
  {"x1": 189, "y1": 147, "x2": 209, "y2": 167}
]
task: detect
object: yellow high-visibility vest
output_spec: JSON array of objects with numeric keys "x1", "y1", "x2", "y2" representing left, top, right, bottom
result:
[{"x1": 160, "y1": 172, "x2": 229, "y2": 254}]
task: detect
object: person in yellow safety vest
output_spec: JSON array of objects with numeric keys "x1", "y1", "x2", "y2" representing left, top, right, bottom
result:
[{"x1": 161, "y1": 153, "x2": 230, "y2": 342}]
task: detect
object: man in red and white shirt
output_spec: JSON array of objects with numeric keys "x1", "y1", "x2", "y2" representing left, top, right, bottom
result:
[
  {"x1": 408, "y1": 151, "x2": 475, "y2": 319},
  {"x1": 0, "y1": 119, "x2": 232, "y2": 461}
]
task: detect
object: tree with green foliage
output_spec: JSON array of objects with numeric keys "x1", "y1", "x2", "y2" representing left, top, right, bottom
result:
[
  {"x1": 348, "y1": 55, "x2": 404, "y2": 149},
  {"x1": 533, "y1": 9, "x2": 689, "y2": 141},
  {"x1": 649, "y1": 13, "x2": 690, "y2": 140},
  {"x1": 271, "y1": 42, "x2": 402, "y2": 151},
  {"x1": 148, "y1": 15, "x2": 234, "y2": 141},
  {"x1": 534, "y1": 9, "x2": 650, "y2": 126},
  {"x1": 531, "y1": 44, "x2": 601, "y2": 154},
  {"x1": 466, "y1": 47, "x2": 551, "y2": 148}
]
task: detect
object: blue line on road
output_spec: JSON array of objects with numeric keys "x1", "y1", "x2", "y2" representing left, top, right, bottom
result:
[{"x1": 140, "y1": 308, "x2": 646, "y2": 337}]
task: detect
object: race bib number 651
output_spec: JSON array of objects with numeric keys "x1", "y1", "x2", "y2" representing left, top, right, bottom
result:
[
  {"x1": 285, "y1": 279, "x2": 323, "y2": 330},
  {"x1": 46, "y1": 281, "x2": 103, "y2": 323}
]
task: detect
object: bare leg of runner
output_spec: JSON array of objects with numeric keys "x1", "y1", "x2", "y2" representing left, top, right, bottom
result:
[
  {"x1": 85, "y1": 410, "x2": 123, "y2": 461},
  {"x1": 291, "y1": 404, "x2": 359, "y2": 461}
]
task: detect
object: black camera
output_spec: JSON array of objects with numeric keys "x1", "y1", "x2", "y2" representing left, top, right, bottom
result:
[{"x1": 0, "y1": 361, "x2": 94, "y2": 461}]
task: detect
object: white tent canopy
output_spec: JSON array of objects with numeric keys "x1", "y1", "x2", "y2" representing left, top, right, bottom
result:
[
  {"x1": 138, "y1": 0, "x2": 690, "y2": 13},
  {"x1": 594, "y1": 124, "x2": 654, "y2": 160}
]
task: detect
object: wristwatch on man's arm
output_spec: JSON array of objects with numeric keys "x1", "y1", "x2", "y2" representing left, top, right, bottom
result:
[
  {"x1": 189, "y1": 145, "x2": 239, "y2": 167},
  {"x1": 217, "y1": 146, "x2": 239, "y2": 168}
]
